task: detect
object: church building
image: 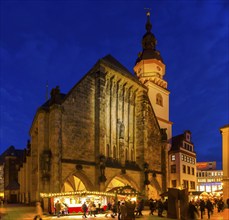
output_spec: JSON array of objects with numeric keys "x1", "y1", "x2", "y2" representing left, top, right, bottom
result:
[{"x1": 18, "y1": 12, "x2": 172, "y2": 211}]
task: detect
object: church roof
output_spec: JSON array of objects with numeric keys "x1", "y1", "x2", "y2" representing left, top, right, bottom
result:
[
  {"x1": 99, "y1": 54, "x2": 140, "y2": 84},
  {"x1": 102, "y1": 54, "x2": 133, "y2": 75},
  {"x1": 170, "y1": 134, "x2": 184, "y2": 151},
  {"x1": 0, "y1": 145, "x2": 24, "y2": 164},
  {"x1": 37, "y1": 54, "x2": 144, "y2": 115}
]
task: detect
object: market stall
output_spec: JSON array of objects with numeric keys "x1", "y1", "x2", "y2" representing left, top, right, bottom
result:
[
  {"x1": 107, "y1": 185, "x2": 141, "y2": 202},
  {"x1": 40, "y1": 191, "x2": 115, "y2": 214}
]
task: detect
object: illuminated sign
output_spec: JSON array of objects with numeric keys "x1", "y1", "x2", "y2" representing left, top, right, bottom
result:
[{"x1": 196, "y1": 162, "x2": 216, "y2": 170}]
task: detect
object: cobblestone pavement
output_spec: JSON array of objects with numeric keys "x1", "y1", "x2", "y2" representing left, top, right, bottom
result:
[{"x1": 0, "y1": 204, "x2": 228, "y2": 220}]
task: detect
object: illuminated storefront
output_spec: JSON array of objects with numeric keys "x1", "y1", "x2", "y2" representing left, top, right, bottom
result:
[
  {"x1": 40, "y1": 185, "x2": 141, "y2": 214},
  {"x1": 40, "y1": 191, "x2": 115, "y2": 214},
  {"x1": 196, "y1": 162, "x2": 223, "y2": 194}
]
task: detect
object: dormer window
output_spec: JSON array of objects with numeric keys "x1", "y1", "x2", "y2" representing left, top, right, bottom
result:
[
  {"x1": 156, "y1": 93, "x2": 163, "y2": 106},
  {"x1": 185, "y1": 132, "x2": 191, "y2": 141}
]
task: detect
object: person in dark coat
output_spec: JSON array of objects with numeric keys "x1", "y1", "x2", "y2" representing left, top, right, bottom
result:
[
  {"x1": 55, "y1": 200, "x2": 61, "y2": 218},
  {"x1": 135, "y1": 199, "x2": 144, "y2": 216},
  {"x1": 217, "y1": 199, "x2": 224, "y2": 212},
  {"x1": 206, "y1": 199, "x2": 213, "y2": 219},
  {"x1": 149, "y1": 198, "x2": 156, "y2": 215},
  {"x1": 188, "y1": 200, "x2": 199, "y2": 219},
  {"x1": 120, "y1": 202, "x2": 127, "y2": 220},
  {"x1": 199, "y1": 199, "x2": 205, "y2": 219},
  {"x1": 157, "y1": 199, "x2": 164, "y2": 217},
  {"x1": 82, "y1": 202, "x2": 88, "y2": 218}
]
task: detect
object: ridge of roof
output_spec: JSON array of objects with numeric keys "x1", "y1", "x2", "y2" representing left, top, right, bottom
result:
[{"x1": 102, "y1": 54, "x2": 133, "y2": 75}]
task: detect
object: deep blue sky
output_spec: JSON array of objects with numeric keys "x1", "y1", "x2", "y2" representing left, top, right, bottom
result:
[{"x1": 0, "y1": 0, "x2": 228, "y2": 169}]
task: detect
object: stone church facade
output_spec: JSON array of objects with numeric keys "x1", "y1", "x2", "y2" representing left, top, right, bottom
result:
[{"x1": 18, "y1": 13, "x2": 170, "y2": 206}]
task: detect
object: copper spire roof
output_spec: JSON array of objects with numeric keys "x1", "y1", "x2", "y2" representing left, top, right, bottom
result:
[{"x1": 135, "y1": 11, "x2": 163, "y2": 64}]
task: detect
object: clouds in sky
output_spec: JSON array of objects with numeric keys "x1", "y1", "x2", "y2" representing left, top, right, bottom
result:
[{"x1": 0, "y1": 0, "x2": 228, "y2": 168}]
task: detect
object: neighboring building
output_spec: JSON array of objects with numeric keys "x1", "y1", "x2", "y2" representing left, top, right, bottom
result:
[
  {"x1": 168, "y1": 130, "x2": 197, "y2": 191},
  {"x1": 0, "y1": 146, "x2": 24, "y2": 203},
  {"x1": 220, "y1": 124, "x2": 229, "y2": 204},
  {"x1": 196, "y1": 161, "x2": 223, "y2": 193},
  {"x1": 0, "y1": 163, "x2": 4, "y2": 200},
  {"x1": 18, "y1": 12, "x2": 170, "y2": 210}
]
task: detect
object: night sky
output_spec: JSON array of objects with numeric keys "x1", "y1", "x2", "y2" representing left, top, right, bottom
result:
[{"x1": 0, "y1": 0, "x2": 228, "y2": 169}]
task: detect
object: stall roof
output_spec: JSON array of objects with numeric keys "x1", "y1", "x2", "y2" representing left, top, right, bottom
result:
[
  {"x1": 40, "y1": 191, "x2": 115, "y2": 198},
  {"x1": 107, "y1": 185, "x2": 140, "y2": 195}
]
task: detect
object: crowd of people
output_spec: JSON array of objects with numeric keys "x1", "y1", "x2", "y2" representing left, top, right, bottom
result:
[
  {"x1": 188, "y1": 198, "x2": 226, "y2": 219},
  {"x1": 79, "y1": 198, "x2": 168, "y2": 219},
  {"x1": 34, "y1": 196, "x2": 228, "y2": 219}
]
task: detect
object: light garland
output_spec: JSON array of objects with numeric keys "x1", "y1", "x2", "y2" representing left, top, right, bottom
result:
[{"x1": 40, "y1": 191, "x2": 116, "y2": 198}]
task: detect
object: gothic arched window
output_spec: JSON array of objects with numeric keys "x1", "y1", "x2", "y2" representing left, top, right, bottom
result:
[{"x1": 156, "y1": 93, "x2": 163, "y2": 106}]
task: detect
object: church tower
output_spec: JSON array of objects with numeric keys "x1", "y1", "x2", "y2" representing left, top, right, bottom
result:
[{"x1": 134, "y1": 11, "x2": 172, "y2": 143}]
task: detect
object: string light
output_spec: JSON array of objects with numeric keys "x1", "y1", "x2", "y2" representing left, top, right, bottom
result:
[{"x1": 40, "y1": 191, "x2": 116, "y2": 198}]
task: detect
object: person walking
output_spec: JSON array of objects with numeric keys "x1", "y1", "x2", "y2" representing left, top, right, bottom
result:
[
  {"x1": 157, "y1": 199, "x2": 164, "y2": 217},
  {"x1": 117, "y1": 201, "x2": 121, "y2": 220},
  {"x1": 135, "y1": 199, "x2": 144, "y2": 216},
  {"x1": 149, "y1": 198, "x2": 156, "y2": 215},
  {"x1": 91, "y1": 202, "x2": 97, "y2": 217},
  {"x1": 188, "y1": 200, "x2": 199, "y2": 220},
  {"x1": 82, "y1": 202, "x2": 88, "y2": 218},
  {"x1": 55, "y1": 200, "x2": 61, "y2": 218},
  {"x1": 199, "y1": 199, "x2": 205, "y2": 219},
  {"x1": 206, "y1": 199, "x2": 213, "y2": 219},
  {"x1": 33, "y1": 202, "x2": 43, "y2": 220},
  {"x1": 120, "y1": 201, "x2": 127, "y2": 220}
]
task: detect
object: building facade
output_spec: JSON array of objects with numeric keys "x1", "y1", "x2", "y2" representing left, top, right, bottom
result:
[
  {"x1": 18, "y1": 13, "x2": 170, "y2": 208},
  {"x1": 220, "y1": 124, "x2": 229, "y2": 204},
  {"x1": 0, "y1": 146, "x2": 24, "y2": 203},
  {"x1": 196, "y1": 161, "x2": 223, "y2": 193},
  {"x1": 168, "y1": 130, "x2": 197, "y2": 191},
  {"x1": 0, "y1": 164, "x2": 4, "y2": 200}
]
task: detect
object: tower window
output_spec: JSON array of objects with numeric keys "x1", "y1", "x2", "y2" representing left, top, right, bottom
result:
[
  {"x1": 171, "y1": 165, "x2": 176, "y2": 173},
  {"x1": 156, "y1": 93, "x2": 163, "y2": 106},
  {"x1": 172, "y1": 180, "x2": 177, "y2": 187},
  {"x1": 183, "y1": 165, "x2": 186, "y2": 173}
]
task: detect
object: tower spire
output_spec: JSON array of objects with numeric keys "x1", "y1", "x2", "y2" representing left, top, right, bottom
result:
[{"x1": 144, "y1": 8, "x2": 152, "y2": 33}]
